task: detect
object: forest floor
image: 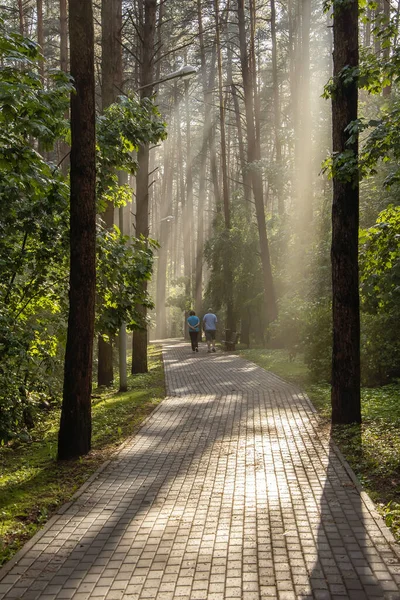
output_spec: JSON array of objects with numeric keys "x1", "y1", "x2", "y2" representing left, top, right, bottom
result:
[
  {"x1": 0, "y1": 344, "x2": 165, "y2": 567},
  {"x1": 237, "y1": 346, "x2": 400, "y2": 542}
]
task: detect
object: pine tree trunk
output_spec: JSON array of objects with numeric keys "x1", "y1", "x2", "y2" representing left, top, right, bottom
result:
[
  {"x1": 185, "y1": 78, "x2": 195, "y2": 299},
  {"x1": 156, "y1": 139, "x2": 173, "y2": 339},
  {"x1": 382, "y1": 0, "x2": 391, "y2": 97},
  {"x1": 215, "y1": 0, "x2": 234, "y2": 332},
  {"x1": 98, "y1": 0, "x2": 123, "y2": 385},
  {"x1": 18, "y1": 0, "x2": 24, "y2": 35},
  {"x1": 176, "y1": 83, "x2": 191, "y2": 317},
  {"x1": 132, "y1": 1, "x2": 156, "y2": 373},
  {"x1": 331, "y1": 0, "x2": 361, "y2": 424},
  {"x1": 132, "y1": 140, "x2": 151, "y2": 373},
  {"x1": 59, "y1": 0, "x2": 70, "y2": 174},
  {"x1": 237, "y1": 0, "x2": 277, "y2": 324},
  {"x1": 271, "y1": 0, "x2": 284, "y2": 216},
  {"x1": 60, "y1": 0, "x2": 68, "y2": 72},
  {"x1": 226, "y1": 21, "x2": 252, "y2": 218},
  {"x1": 97, "y1": 335, "x2": 114, "y2": 386},
  {"x1": 58, "y1": 0, "x2": 96, "y2": 460},
  {"x1": 240, "y1": 307, "x2": 251, "y2": 348},
  {"x1": 299, "y1": 0, "x2": 312, "y2": 225},
  {"x1": 37, "y1": 0, "x2": 44, "y2": 81},
  {"x1": 195, "y1": 0, "x2": 208, "y2": 315}
]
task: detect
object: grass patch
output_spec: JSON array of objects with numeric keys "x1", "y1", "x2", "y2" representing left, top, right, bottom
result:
[
  {"x1": 0, "y1": 344, "x2": 165, "y2": 567},
  {"x1": 237, "y1": 347, "x2": 400, "y2": 540}
]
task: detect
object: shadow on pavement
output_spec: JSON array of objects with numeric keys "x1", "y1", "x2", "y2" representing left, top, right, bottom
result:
[{"x1": 301, "y1": 426, "x2": 400, "y2": 599}]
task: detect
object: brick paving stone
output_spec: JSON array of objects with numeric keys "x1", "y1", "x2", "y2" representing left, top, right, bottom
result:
[{"x1": 0, "y1": 340, "x2": 400, "y2": 599}]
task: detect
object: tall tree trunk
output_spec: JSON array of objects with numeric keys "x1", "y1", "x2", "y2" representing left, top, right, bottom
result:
[
  {"x1": 156, "y1": 138, "x2": 174, "y2": 339},
  {"x1": 176, "y1": 84, "x2": 190, "y2": 298},
  {"x1": 118, "y1": 172, "x2": 128, "y2": 392},
  {"x1": 176, "y1": 83, "x2": 191, "y2": 338},
  {"x1": 59, "y1": 0, "x2": 70, "y2": 174},
  {"x1": 37, "y1": 0, "x2": 44, "y2": 81},
  {"x1": 185, "y1": 77, "x2": 196, "y2": 300},
  {"x1": 331, "y1": 0, "x2": 361, "y2": 424},
  {"x1": 226, "y1": 20, "x2": 252, "y2": 217},
  {"x1": 18, "y1": 0, "x2": 25, "y2": 35},
  {"x1": 132, "y1": 0, "x2": 157, "y2": 374},
  {"x1": 215, "y1": 0, "x2": 234, "y2": 332},
  {"x1": 382, "y1": 0, "x2": 391, "y2": 97},
  {"x1": 58, "y1": 0, "x2": 96, "y2": 460},
  {"x1": 237, "y1": 0, "x2": 277, "y2": 324},
  {"x1": 207, "y1": 44, "x2": 221, "y2": 214},
  {"x1": 60, "y1": 0, "x2": 68, "y2": 72},
  {"x1": 299, "y1": 0, "x2": 313, "y2": 225},
  {"x1": 270, "y1": 0, "x2": 284, "y2": 216},
  {"x1": 195, "y1": 0, "x2": 208, "y2": 316},
  {"x1": 210, "y1": 125, "x2": 221, "y2": 213},
  {"x1": 98, "y1": 0, "x2": 122, "y2": 387},
  {"x1": 374, "y1": 0, "x2": 382, "y2": 56}
]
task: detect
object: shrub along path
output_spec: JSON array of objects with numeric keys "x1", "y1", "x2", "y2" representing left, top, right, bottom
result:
[{"x1": 0, "y1": 339, "x2": 400, "y2": 599}]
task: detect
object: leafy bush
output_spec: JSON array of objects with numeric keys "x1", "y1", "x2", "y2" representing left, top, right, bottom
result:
[
  {"x1": 302, "y1": 300, "x2": 332, "y2": 382},
  {"x1": 269, "y1": 295, "x2": 305, "y2": 358},
  {"x1": 359, "y1": 205, "x2": 400, "y2": 385},
  {"x1": 0, "y1": 28, "x2": 166, "y2": 441}
]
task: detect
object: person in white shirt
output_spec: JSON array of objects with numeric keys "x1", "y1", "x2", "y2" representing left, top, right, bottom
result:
[{"x1": 202, "y1": 308, "x2": 217, "y2": 353}]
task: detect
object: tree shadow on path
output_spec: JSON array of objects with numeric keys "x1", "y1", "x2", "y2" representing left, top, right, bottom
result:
[{"x1": 300, "y1": 423, "x2": 400, "y2": 600}]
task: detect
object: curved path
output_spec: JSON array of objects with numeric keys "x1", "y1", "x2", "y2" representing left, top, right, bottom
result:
[{"x1": 1, "y1": 340, "x2": 400, "y2": 599}]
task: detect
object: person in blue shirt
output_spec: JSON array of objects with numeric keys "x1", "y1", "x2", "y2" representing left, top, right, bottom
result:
[
  {"x1": 202, "y1": 308, "x2": 217, "y2": 353},
  {"x1": 187, "y1": 310, "x2": 200, "y2": 352}
]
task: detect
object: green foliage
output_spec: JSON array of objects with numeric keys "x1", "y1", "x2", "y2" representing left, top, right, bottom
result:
[
  {"x1": 204, "y1": 203, "x2": 264, "y2": 330},
  {"x1": 0, "y1": 27, "x2": 167, "y2": 442},
  {"x1": 302, "y1": 300, "x2": 332, "y2": 382},
  {"x1": 322, "y1": 148, "x2": 358, "y2": 185},
  {"x1": 359, "y1": 205, "x2": 400, "y2": 385},
  {"x1": 270, "y1": 295, "x2": 305, "y2": 358},
  {"x1": 0, "y1": 29, "x2": 72, "y2": 442},
  {"x1": 361, "y1": 101, "x2": 400, "y2": 186},
  {"x1": 359, "y1": 205, "x2": 400, "y2": 313},
  {"x1": 96, "y1": 95, "x2": 167, "y2": 211},
  {"x1": 96, "y1": 228, "x2": 158, "y2": 336}
]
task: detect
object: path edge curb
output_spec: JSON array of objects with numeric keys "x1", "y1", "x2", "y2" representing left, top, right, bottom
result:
[
  {"x1": 304, "y1": 392, "x2": 400, "y2": 561},
  {"x1": 0, "y1": 348, "x2": 168, "y2": 583}
]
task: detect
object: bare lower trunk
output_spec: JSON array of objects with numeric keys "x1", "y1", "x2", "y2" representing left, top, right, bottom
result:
[
  {"x1": 132, "y1": 142, "x2": 150, "y2": 373},
  {"x1": 97, "y1": 335, "x2": 113, "y2": 386}
]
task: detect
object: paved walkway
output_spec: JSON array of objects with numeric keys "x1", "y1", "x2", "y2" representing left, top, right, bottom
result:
[{"x1": 1, "y1": 340, "x2": 400, "y2": 600}]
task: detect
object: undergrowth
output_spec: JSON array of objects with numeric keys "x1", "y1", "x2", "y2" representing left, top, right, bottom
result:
[{"x1": 0, "y1": 345, "x2": 165, "y2": 566}]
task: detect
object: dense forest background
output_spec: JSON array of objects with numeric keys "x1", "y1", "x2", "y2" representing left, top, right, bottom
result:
[{"x1": 1, "y1": 0, "x2": 399, "y2": 446}]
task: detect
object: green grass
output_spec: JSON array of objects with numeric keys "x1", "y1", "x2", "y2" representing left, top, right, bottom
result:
[
  {"x1": 237, "y1": 347, "x2": 400, "y2": 540},
  {"x1": 0, "y1": 344, "x2": 165, "y2": 566}
]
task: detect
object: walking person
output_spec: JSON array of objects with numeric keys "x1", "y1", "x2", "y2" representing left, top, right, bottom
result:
[
  {"x1": 203, "y1": 308, "x2": 217, "y2": 353},
  {"x1": 187, "y1": 310, "x2": 200, "y2": 352}
]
